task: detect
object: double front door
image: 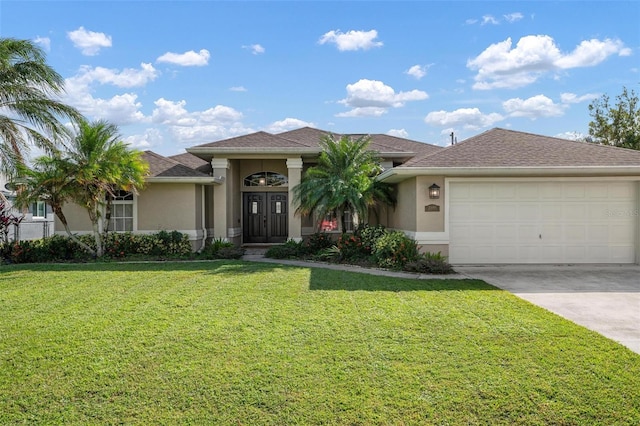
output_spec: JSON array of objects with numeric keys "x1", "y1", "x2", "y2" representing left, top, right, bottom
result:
[{"x1": 243, "y1": 192, "x2": 288, "y2": 243}]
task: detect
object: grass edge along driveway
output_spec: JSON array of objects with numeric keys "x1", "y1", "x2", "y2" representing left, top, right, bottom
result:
[{"x1": 0, "y1": 260, "x2": 638, "y2": 425}]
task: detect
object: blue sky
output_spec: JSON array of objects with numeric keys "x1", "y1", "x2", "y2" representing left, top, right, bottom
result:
[{"x1": 2, "y1": 1, "x2": 638, "y2": 156}]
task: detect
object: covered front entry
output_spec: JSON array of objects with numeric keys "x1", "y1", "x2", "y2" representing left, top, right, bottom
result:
[{"x1": 243, "y1": 192, "x2": 288, "y2": 243}]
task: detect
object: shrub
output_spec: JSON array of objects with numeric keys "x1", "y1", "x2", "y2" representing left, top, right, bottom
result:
[
  {"x1": 305, "y1": 232, "x2": 334, "y2": 253},
  {"x1": 336, "y1": 233, "x2": 369, "y2": 262},
  {"x1": 403, "y1": 252, "x2": 454, "y2": 274},
  {"x1": 372, "y1": 231, "x2": 420, "y2": 270},
  {"x1": 214, "y1": 246, "x2": 245, "y2": 259},
  {"x1": 200, "y1": 238, "x2": 239, "y2": 259},
  {"x1": 265, "y1": 240, "x2": 306, "y2": 259},
  {"x1": 354, "y1": 224, "x2": 387, "y2": 255}
]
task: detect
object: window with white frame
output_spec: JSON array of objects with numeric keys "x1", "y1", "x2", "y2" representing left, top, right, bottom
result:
[
  {"x1": 31, "y1": 201, "x2": 46, "y2": 218},
  {"x1": 108, "y1": 191, "x2": 134, "y2": 232}
]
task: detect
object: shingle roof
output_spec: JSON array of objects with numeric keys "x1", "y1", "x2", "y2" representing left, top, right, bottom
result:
[
  {"x1": 188, "y1": 127, "x2": 440, "y2": 160},
  {"x1": 191, "y1": 131, "x2": 311, "y2": 149},
  {"x1": 169, "y1": 152, "x2": 212, "y2": 175},
  {"x1": 403, "y1": 128, "x2": 640, "y2": 168},
  {"x1": 142, "y1": 151, "x2": 210, "y2": 178},
  {"x1": 277, "y1": 127, "x2": 441, "y2": 156}
]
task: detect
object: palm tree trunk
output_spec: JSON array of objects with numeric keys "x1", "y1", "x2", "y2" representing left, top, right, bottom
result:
[{"x1": 52, "y1": 205, "x2": 96, "y2": 256}]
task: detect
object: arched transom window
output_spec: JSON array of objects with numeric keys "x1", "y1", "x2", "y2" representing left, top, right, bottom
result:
[{"x1": 244, "y1": 171, "x2": 288, "y2": 187}]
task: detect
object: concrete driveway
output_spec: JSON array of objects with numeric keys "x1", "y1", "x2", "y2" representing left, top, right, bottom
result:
[{"x1": 456, "y1": 265, "x2": 640, "y2": 355}]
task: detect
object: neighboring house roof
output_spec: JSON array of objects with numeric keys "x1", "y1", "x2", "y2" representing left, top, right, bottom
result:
[
  {"x1": 142, "y1": 151, "x2": 220, "y2": 184},
  {"x1": 169, "y1": 152, "x2": 213, "y2": 175},
  {"x1": 187, "y1": 126, "x2": 441, "y2": 160},
  {"x1": 380, "y1": 128, "x2": 640, "y2": 181}
]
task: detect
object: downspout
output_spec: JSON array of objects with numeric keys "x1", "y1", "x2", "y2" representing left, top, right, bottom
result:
[{"x1": 198, "y1": 185, "x2": 207, "y2": 252}]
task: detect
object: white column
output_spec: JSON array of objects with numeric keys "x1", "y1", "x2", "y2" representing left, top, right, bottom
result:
[
  {"x1": 211, "y1": 158, "x2": 229, "y2": 241},
  {"x1": 287, "y1": 157, "x2": 303, "y2": 242}
]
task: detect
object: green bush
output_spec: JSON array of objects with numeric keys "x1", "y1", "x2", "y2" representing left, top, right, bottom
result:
[
  {"x1": 0, "y1": 231, "x2": 193, "y2": 264},
  {"x1": 403, "y1": 252, "x2": 454, "y2": 274},
  {"x1": 265, "y1": 240, "x2": 306, "y2": 259},
  {"x1": 305, "y1": 232, "x2": 334, "y2": 253},
  {"x1": 200, "y1": 238, "x2": 239, "y2": 259},
  {"x1": 214, "y1": 246, "x2": 245, "y2": 259},
  {"x1": 372, "y1": 231, "x2": 420, "y2": 270},
  {"x1": 354, "y1": 224, "x2": 387, "y2": 255},
  {"x1": 336, "y1": 233, "x2": 369, "y2": 262}
]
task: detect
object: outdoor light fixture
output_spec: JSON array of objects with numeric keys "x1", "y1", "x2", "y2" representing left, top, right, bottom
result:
[
  {"x1": 429, "y1": 183, "x2": 440, "y2": 199},
  {"x1": 258, "y1": 177, "x2": 266, "y2": 186}
]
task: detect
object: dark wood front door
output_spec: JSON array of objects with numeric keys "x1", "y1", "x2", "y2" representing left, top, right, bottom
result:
[{"x1": 243, "y1": 192, "x2": 288, "y2": 243}]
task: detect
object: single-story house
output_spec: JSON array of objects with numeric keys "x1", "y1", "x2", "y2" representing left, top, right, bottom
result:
[{"x1": 55, "y1": 127, "x2": 640, "y2": 264}]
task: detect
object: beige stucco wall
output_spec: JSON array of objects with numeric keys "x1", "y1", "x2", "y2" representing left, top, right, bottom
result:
[
  {"x1": 389, "y1": 178, "x2": 417, "y2": 232},
  {"x1": 416, "y1": 176, "x2": 445, "y2": 232},
  {"x1": 55, "y1": 202, "x2": 93, "y2": 232},
  {"x1": 420, "y1": 244, "x2": 449, "y2": 257},
  {"x1": 137, "y1": 183, "x2": 197, "y2": 231}
]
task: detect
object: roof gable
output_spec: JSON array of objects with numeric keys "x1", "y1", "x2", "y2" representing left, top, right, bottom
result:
[
  {"x1": 169, "y1": 152, "x2": 212, "y2": 174},
  {"x1": 403, "y1": 128, "x2": 640, "y2": 168},
  {"x1": 191, "y1": 131, "x2": 311, "y2": 149},
  {"x1": 142, "y1": 151, "x2": 210, "y2": 178}
]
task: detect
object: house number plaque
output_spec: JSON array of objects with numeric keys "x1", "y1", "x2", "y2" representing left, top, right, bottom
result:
[{"x1": 425, "y1": 204, "x2": 440, "y2": 212}]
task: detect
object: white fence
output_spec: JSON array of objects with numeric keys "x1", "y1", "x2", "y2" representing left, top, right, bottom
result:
[{"x1": 4, "y1": 220, "x2": 54, "y2": 242}]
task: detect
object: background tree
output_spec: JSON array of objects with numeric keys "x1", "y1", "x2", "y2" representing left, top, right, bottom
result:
[
  {"x1": 588, "y1": 86, "x2": 640, "y2": 150},
  {"x1": 0, "y1": 38, "x2": 81, "y2": 175},
  {"x1": 293, "y1": 134, "x2": 396, "y2": 232}
]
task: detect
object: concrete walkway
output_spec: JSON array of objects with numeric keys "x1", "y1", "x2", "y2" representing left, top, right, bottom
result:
[
  {"x1": 457, "y1": 265, "x2": 640, "y2": 355},
  {"x1": 244, "y1": 254, "x2": 640, "y2": 354}
]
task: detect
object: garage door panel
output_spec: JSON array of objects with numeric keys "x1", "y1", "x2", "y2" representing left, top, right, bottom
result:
[{"x1": 449, "y1": 181, "x2": 637, "y2": 264}]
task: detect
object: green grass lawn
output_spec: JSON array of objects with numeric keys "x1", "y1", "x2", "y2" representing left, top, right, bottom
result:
[{"x1": 0, "y1": 261, "x2": 638, "y2": 425}]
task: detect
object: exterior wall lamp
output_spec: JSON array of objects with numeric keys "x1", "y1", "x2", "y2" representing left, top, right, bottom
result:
[{"x1": 429, "y1": 183, "x2": 440, "y2": 199}]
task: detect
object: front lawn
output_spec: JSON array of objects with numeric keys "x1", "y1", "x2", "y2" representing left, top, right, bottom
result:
[{"x1": 0, "y1": 261, "x2": 638, "y2": 424}]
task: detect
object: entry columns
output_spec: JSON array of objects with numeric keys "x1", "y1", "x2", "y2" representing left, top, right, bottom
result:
[
  {"x1": 211, "y1": 158, "x2": 229, "y2": 241},
  {"x1": 287, "y1": 157, "x2": 303, "y2": 242}
]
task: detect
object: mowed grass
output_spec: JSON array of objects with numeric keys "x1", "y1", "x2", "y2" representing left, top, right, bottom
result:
[{"x1": 0, "y1": 261, "x2": 638, "y2": 425}]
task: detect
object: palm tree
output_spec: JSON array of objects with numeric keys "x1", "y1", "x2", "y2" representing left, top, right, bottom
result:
[
  {"x1": 0, "y1": 38, "x2": 81, "y2": 175},
  {"x1": 14, "y1": 157, "x2": 94, "y2": 254},
  {"x1": 293, "y1": 134, "x2": 396, "y2": 232},
  {"x1": 64, "y1": 119, "x2": 148, "y2": 256}
]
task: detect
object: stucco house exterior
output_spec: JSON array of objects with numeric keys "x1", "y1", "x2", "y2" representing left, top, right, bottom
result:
[{"x1": 55, "y1": 127, "x2": 640, "y2": 264}]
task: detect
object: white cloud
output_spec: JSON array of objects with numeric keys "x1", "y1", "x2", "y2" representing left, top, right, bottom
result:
[
  {"x1": 481, "y1": 15, "x2": 499, "y2": 25},
  {"x1": 405, "y1": 64, "x2": 430, "y2": 80},
  {"x1": 336, "y1": 107, "x2": 388, "y2": 118},
  {"x1": 242, "y1": 44, "x2": 265, "y2": 55},
  {"x1": 265, "y1": 118, "x2": 315, "y2": 133},
  {"x1": 425, "y1": 108, "x2": 504, "y2": 130},
  {"x1": 34, "y1": 36, "x2": 50, "y2": 51},
  {"x1": 504, "y1": 12, "x2": 524, "y2": 23},
  {"x1": 338, "y1": 79, "x2": 428, "y2": 117},
  {"x1": 229, "y1": 86, "x2": 247, "y2": 92},
  {"x1": 67, "y1": 26, "x2": 112, "y2": 56},
  {"x1": 560, "y1": 92, "x2": 598, "y2": 104},
  {"x1": 465, "y1": 18, "x2": 478, "y2": 25},
  {"x1": 468, "y1": 35, "x2": 631, "y2": 90},
  {"x1": 318, "y1": 29, "x2": 383, "y2": 51},
  {"x1": 69, "y1": 63, "x2": 158, "y2": 89},
  {"x1": 502, "y1": 95, "x2": 565, "y2": 118},
  {"x1": 124, "y1": 128, "x2": 164, "y2": 149},
  {"x1": 387, "y1": 128, "x2": 409, "y2": 138},
  {"x1": 157, "y1": 49, "x2": 210, "y2": 66},
  {"x1": 555, "y1": 38, "x2": 629, "y2": 68},
  {"x1": 151, "y1": 98, "x2": 251, "y2": 144},
  {"x1": 556, "y1": 131, "x2": 586, "y2": 141}
]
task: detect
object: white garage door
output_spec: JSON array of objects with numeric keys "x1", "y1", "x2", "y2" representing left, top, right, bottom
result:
[{"x1": 449, "y1": 181, "x2": 637, "y2": 264}]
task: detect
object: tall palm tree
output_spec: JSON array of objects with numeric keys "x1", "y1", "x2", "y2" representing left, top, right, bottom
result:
[
  {"x1": 293, "y1": 134, "x2": 396, "y2": 232},
  {"x1": 0, "y1": 38, "x2": 81, "y2": 175},
  {"x1": 65, "y1": 119, "x2": 148, "y2": 256}
]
